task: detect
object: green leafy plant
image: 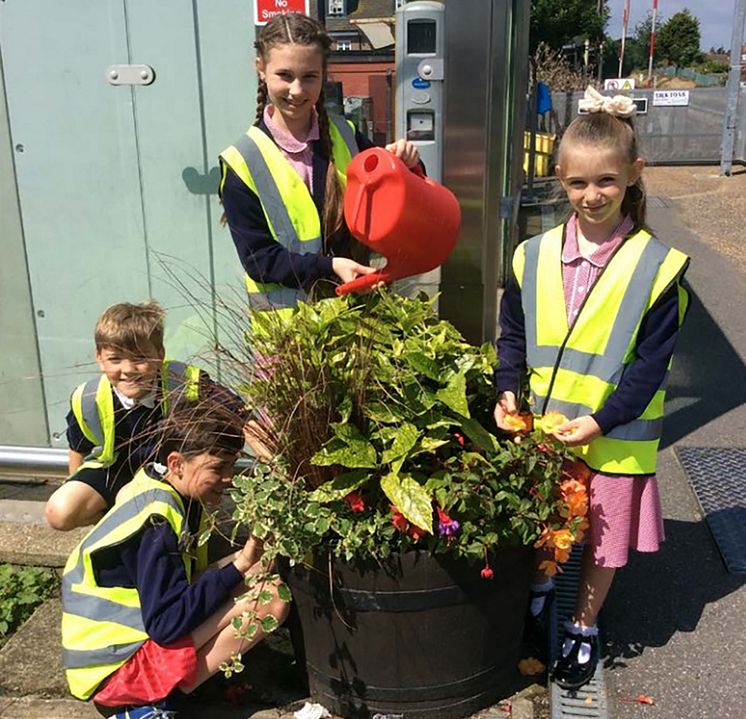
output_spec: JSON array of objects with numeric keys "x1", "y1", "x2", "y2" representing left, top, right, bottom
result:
[
  {"x1": 233, "y1": 291, "x2": 589, "y2": 577},
  {"x1": 0, "y1": 564, "x2": 58, "y2": 644}
]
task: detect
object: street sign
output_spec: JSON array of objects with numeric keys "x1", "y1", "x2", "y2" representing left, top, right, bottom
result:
[
  {"x1": 653, "y1": 90, "x2": 690, "y2": 107},
  {"x1": 604, "y1": 78, "x2": 636, "y2": 91},
  {"x1": 254, "y1": 0, "x2": 309, "y2": 26}
]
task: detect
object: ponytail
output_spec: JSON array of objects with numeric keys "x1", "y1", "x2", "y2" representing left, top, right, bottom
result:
[
  {"x1": 315, "y1": 91, "x2": 345, "y2": 249},
  {"x1": 254, "y1": 79, "x2": 269, "y2": 126}
]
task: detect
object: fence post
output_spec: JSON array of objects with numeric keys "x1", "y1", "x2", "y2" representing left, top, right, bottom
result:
[{"x1": 720, "y1": 0, "x2": 746, "y2": 176}]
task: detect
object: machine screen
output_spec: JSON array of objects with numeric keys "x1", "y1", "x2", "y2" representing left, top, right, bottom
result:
[{"x1": 407, "y1": 20, "x2": 436, "y2": 54}]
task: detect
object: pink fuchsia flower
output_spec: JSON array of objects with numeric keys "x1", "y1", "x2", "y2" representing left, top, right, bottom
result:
[
  {"x1": 344, "y1": 491, "x2": 365, "y2": 513},
  {"x1": 453, "y1": 432, "x2": 465, "y2": 446},
  {"x1": 480, "y1": 566, "x2": 494, "y2": 580},
  {"x1": 390, "y1": 505, "x2": 410, "y2": 533},
  {"x1": 436, "y1": 506, "x2": 460, "y2": 536}
]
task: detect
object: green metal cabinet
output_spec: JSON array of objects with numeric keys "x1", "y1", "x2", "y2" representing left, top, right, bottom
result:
[{"x1": 0, "y1": 0, "x2": 257, "y2": 447}]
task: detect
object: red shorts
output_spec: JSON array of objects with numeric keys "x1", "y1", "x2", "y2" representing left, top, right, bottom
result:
[{"x1": 94, "y1": 636, "x2": 197, "y2": 708}]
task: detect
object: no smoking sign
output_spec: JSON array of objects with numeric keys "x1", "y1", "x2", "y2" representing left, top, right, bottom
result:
[{"x1": 254, "y1": 0, "x2": 309, "y2": 25}]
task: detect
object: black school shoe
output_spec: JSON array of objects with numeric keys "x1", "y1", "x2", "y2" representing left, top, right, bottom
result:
[
  {"x1": 523, "y1": 587, "x2": 555, "y2": 663},
  {"x1": 552, "y1": 629, "x2": 599, "y2": 690}
]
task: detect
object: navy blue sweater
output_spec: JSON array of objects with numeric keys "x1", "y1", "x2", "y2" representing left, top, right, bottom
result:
[
  {"x1": 219, "y1": 121, "x2": 376, "y2": 290},
  {"x1": 92, "y1": 468, "x2": 244, "y2": 645},
  {"x1": 495, "y1": 235, "x2": 688, "y2": 435}
]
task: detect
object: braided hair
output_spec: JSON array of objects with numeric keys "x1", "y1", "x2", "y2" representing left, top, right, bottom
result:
[{"x1": 255, "y1": 14, "x2": 345, "y2": 245}]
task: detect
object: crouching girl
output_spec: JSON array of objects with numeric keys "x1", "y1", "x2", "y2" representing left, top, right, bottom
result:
[{"x1": 61, "y1": 400, "x2": 289, "y2": 718}]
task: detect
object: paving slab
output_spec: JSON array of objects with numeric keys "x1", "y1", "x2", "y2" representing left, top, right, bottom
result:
[{"x1": 0, "y1": 521, "x2": 86, "y2": 567}]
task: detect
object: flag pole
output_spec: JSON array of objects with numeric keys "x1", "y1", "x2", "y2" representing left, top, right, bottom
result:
[
  {"x1": 618, "y1": 0, "x2": 631, "y2": 78},
  {"x1": 647, "y1": 0, "x2": 658, "y2": 83}
]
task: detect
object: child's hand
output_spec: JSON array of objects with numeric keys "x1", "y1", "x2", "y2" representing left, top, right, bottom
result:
[
  {"x1": 552, "y1": 415, "x2": 601, "y2": 446},
  {"x1": 493, "y1": 391, "x2": 518, "y2": 431},
  {"x1": 332, "y1": 258, "x2": 384, "y2": 291},
  {"x1": 385, "y1": 138, "x2": 421, "y2": 169},
  {"x1": 244, "y1": 419, "x2": 272, "y2": 462}
]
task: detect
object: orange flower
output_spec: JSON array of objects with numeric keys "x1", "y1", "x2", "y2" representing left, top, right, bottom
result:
[
  {"x1": 533, "y1": 526, "x2": 552, "y2": 549},
  {"x1": 518, "y1": 657, "x2": 546, "y2": 675},
  {"x1": 554, "y1": 546, "x2": 571, "y2": 563},
  {"x1": 538, "y1": 559, "x2": 559, "y2": 577},
  {"x1": 535, "y1": 411, "x2": 569, "y2": 435},
  {"x1": 559, "y1": 478, "x2": 589, "y2": 519},
  {"x1": 503, "y1": 412, "x2": 533, "y2": 432},
  {"x1": 551, "y1": 528, "x2": 575, "y2": 551}
]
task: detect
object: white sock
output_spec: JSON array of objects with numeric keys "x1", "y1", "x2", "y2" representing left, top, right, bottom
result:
[
  {"x1": 561, "y1": 621, "x2": 598, "y2": 665},
  {"x1": 529, "y1": 579, "x2": 554, "y2": 617}
]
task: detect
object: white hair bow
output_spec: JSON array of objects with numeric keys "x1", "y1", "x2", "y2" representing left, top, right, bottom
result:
[{"x1": 578, "y1": 85, "x2": 636, "y2": 118}]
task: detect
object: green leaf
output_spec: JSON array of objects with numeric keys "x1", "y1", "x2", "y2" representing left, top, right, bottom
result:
[
  {"x1": 404, "y1": 352, "x2": 442, "y2": 381},
  {"x1": 310, "y1": 469, "x2": 370, "y2": 502},
  {"x1": 436, "y1": 371, "x2": 470, "y2": 417},
  {"x1": 459, "y1": 417, "x2": 499, "y2": 452},
  {"x1": 380, "y1": 472, "x2": 433, "y2": 533},
  {"x1": 277, "y1": 582, "x2": 293, "y2": 603},
  {"x1": 311, "y1": 433, "x2": 377, "y2": 469},
  {"x1": 382, "y1": 423, "x2": 419, "y2": 464},
  {"x1": 261, "y1": 614, "x2": 280, "y2": 633}
]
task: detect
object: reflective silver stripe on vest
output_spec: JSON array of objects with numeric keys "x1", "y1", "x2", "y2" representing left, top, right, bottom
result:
[
  {"x1": 522, "y1": 238, "x2": 543, "y2": 368},
  {"x1": 233, "y1": 133, "x2": 322, "y2": 255},
  {"x1": 80, "y1": 379, "x2": 104, "y2": 448},
  {"x1": 62, "y1": 640, "x2": 145, "y2": 670},
  {"x1": 248, "y1": 286, "x2": 307, "y2": 311},
  {"x1": 533, "y1": 394, "x2": 663, "y2": 441},
  {"x1": 524, "y1": 236, "x2": 671, "y2": 385},
  {"x1": 61, "y1": 586, "x2": 145, "y2": 629},
  {"x1": 328, "y1": 113, "x2": 359, "y2": 157}
]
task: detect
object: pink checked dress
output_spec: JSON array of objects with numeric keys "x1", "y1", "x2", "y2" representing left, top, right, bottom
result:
[{"x1": 562, "y1": 214, "x2": 665, "y2": 568}]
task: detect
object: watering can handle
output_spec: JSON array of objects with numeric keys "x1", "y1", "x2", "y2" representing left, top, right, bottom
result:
[
  {"x1": 335, "y1": 270, "x2": 392, "y2": 296},
  {"x1": 410, "y1": 163, "x2": 425, "y2": 178}
]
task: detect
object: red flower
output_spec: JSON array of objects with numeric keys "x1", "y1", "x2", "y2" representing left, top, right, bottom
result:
[
  {"x1": 480, "y1": 567, "x2": 494, "y2": 580},
  {"x1": 390, "y1": 505, "x2": 410, "y2": 533},
  {"x1": 453, "y1": 432, "x2": 465, "y2": 446},
  {"x1": 344, "y1": 491, "x2": 365, "y2": 513},
  {"x1": 408, "y1": 525, "x2": 425, "y2": 542}
]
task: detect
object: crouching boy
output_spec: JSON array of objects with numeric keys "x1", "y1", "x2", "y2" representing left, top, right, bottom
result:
[
  {"x1": 61, "y1": 400, "x2": 289, "y2": 718},
  {"x1": 45, "y1": 300, "x2": 245, "y2": 530}
]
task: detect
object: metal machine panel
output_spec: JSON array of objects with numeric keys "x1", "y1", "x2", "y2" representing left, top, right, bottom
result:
[{"x1": 439, "y1": 0, "x2": 527, "y2": 345}]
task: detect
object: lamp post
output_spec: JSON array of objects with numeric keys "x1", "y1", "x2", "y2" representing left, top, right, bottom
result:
[{"x1": 720, "y1": 0, "x2": 746, "y2": 176}]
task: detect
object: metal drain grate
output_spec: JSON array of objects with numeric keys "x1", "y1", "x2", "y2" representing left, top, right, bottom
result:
[
  {"x1": 550, "y1": 546, "x2": 609, "y2": 719},
  {"x1": 676, "y1": 447, "x2": 746, "y2": 574}
]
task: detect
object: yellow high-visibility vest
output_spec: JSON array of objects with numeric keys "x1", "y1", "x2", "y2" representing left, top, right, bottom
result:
[
  {"x1": 69, "y1": 360, "x2": 201, "y2": 471},
  {"x1": 61, "y1": 467, "x2": 210, "y2": 700},
  {"x1": 219, "y1": 115, "x2": 358, "y2": 323},
  {"x1": 513, "y1": 224, "x2": 689, "y2": 474}
]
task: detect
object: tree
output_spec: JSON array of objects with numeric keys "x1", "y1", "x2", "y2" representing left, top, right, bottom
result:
[
  {"x1": 656, "y1": 9, "x2": 703, "y2": 67},
  {"x1": 530, "y1": 0, "x2": 610, "y2": 52}
]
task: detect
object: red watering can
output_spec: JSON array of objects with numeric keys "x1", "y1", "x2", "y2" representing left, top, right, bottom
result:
[{"x1": 336, "y1": 147, "x2": 461, "y2": 296}]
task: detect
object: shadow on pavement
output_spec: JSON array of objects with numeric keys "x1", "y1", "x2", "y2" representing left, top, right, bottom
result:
[
  {"x1": 600, "y1": 517, "x2": 746, "y2": 669},
  {"x1": 661, "y1": 287, "x2": 746, "y2": 449}
]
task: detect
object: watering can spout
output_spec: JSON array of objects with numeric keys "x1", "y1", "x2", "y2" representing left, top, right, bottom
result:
[{"x1": 337, "y1": 148, "x2": 460, "y2": 296}]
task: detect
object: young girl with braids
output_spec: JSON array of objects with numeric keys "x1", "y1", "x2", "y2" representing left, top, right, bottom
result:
[
  {"x1": 219, "y1": 12, "x2": 420, "y2": 302},
  {"x1": 494, "y1": 87, "x2": 690, "y2": 689}
]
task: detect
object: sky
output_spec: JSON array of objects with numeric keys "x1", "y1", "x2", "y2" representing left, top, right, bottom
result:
[{"x1": 606, "y1": 0, "x2": 741, "y2": 52}]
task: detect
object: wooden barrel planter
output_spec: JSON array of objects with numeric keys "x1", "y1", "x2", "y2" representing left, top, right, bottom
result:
[{"x1": 283, "y1": 546, "x2": 533, "y2": 719}]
